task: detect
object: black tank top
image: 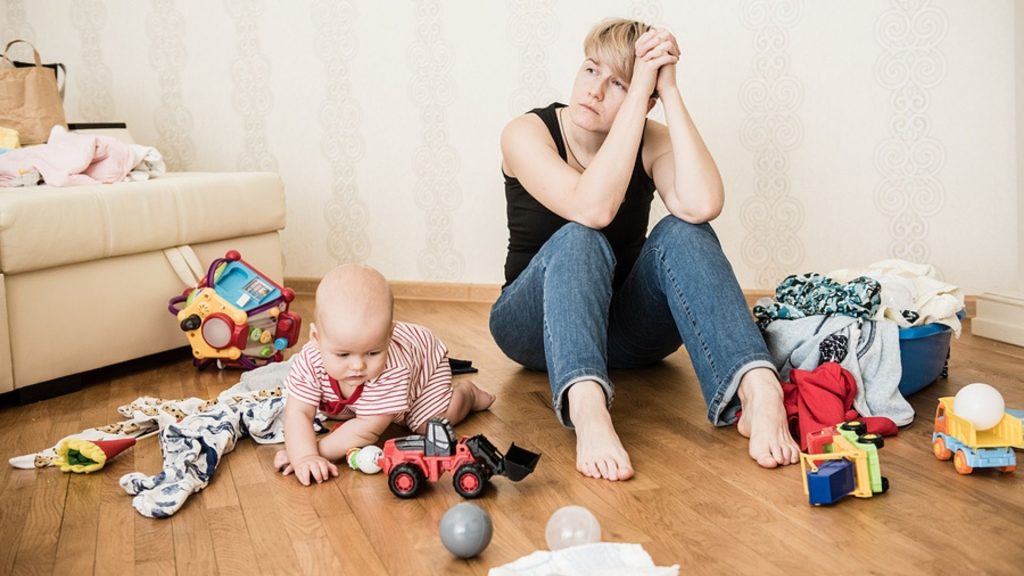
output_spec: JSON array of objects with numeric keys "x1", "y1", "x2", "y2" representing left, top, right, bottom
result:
[{"x1": 501, "y1": 102, "x2": 656, "y2": 288}]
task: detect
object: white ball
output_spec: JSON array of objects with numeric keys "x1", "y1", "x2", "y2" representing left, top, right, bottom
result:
[
  {"x1": 354, "y1": 445, "x2": 383, "y2": 474},
  {"x1": 954, "y1": 383, "x2": 1005, "y2": 431},
  {"x1": 545, "y1": 505, "x2": 601, "y2": 551}
]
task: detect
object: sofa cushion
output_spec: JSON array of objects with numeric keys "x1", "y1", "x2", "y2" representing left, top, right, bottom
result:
[{"x1": 0, "y1": 172, "x2": 285, "y2": 274}]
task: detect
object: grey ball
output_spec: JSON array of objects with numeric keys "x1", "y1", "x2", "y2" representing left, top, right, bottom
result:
[{"x1": 439, "y1": 503, "x2": 493, "y2": 558}]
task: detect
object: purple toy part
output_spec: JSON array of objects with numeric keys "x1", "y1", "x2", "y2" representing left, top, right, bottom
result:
[{"x1": 168, "y1": 293, "x2": 188, "y2": 316}]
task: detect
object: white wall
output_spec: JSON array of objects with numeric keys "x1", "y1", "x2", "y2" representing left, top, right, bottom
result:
[
  {"x1": 3, "y1": 0, "x2": 1018, "y2": 293},
  {"x1": 1018, "y1": 0, "x2": 1024, "y2": 292}
]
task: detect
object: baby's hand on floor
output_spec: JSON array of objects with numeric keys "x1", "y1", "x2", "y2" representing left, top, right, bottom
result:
[
  {"x1": 292, "y1": 455, "x2": 339, "y2": 486},
  {"x1": 273, "y1": 448, "x2": 292, "y2": 474},
  {"x1": 275, "y1": 449, "x2": 338, "y2": 486}
]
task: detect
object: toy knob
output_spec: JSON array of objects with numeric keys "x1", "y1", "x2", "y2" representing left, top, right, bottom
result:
[
  {"x1": 274, "y1": 338, "x2": 288, "y2": 350},
  {"x1": 225, "y1": 250, "x2": 241, "y2": 261},
  {"x1": 180, "y1": 314, "x2": 201, "y2": 332},
  {"x1": 282, "y1": 287, "x2": 295, "y2": 303}
]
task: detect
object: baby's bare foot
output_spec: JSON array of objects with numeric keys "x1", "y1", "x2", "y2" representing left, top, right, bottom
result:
[
  {"x1": 471, "y1": 384, "x2": 496, "y2": 412},
  {"x1": 736, "y1": 370, "x2": 800, "y2": 468},
  {"x1": 456, "y1": 380, "x2": 496, "y2": 412}
]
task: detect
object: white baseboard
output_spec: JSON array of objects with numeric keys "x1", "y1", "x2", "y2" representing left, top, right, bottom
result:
[{"x1": 972, "y1": 292, "x2": 1024, "y2": 347}]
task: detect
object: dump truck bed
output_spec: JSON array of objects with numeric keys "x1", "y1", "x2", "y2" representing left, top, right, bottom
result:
[{"x1": 937, "y1": 397, "x2": 1024, "y2": 449}]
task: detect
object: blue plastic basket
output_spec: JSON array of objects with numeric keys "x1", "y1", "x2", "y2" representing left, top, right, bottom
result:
[{"x1": 897, "y1": 311, "x2": 963, "y2": 396}]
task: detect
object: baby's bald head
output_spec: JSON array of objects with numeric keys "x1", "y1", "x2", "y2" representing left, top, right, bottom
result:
[{"x1": 314, "y1": 264, "x2": 393, "y2": 344}]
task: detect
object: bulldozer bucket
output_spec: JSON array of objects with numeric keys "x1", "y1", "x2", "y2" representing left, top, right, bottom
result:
[{"x1": 500, "y1": 443, "x2": 541, "y2": 481}]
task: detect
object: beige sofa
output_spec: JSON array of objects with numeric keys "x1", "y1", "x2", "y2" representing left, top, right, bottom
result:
[{"x1": 0, "y1": 171, "x2": 286, "y2": 397}]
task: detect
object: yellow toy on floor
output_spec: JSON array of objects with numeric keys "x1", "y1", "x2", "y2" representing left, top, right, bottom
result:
[{"x1": 168, "y1": 250, "x2": 301, "y2": 370}]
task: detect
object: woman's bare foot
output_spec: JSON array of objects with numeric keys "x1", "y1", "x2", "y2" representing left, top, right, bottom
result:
[
  {"x1": 567, "y1": 381, "x2": 634, "y2": 481},
  {"x1": 735, "y1": 368, "x2": 800, "y2": 468}
]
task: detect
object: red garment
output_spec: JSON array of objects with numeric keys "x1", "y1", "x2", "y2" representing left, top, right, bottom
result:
[{"x1": 782, "y1": 362, "x2": 898, "y2": 449}]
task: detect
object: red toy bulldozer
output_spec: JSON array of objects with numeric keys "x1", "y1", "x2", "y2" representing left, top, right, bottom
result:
[{"x1": 379, "y1": 417, "x2": 541, "y2": 499}]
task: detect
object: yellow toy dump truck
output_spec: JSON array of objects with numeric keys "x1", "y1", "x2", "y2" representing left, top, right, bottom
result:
[{"x1": 932, "y1": 397, "x2": 1024, "y2": 474}]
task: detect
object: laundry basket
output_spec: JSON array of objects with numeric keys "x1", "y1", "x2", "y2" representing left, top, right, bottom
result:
[{"x1": 896, "y1": 311, "x2": 964, "y2": 396}]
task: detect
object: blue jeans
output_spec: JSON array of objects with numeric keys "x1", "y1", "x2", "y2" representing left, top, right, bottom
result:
[{"x1": 489, "y1": 217, "x2": 775, "y2": 428}]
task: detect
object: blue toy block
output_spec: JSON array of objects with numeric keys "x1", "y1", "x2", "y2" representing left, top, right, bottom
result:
[{"x1": 807, "y1": 459, "x2": 856, "y2": 506}]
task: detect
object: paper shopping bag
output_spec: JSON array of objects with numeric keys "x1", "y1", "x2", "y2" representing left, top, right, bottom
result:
[{"x1": 0, "y1": 39, "x2": 67, "y2": 145}]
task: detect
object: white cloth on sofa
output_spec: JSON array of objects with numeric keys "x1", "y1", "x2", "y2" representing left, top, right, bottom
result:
[
  {"x1": 0, "y1": 125, "x2": 135, "y2": 186},
  {"x1": 126, "y1": 144, "x2": 166, "y2": 181}
]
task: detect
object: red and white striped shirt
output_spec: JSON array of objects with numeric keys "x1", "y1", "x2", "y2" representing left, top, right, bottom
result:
[{"x1": 285, "y1": 322, "x2": 453, "y2": 431}]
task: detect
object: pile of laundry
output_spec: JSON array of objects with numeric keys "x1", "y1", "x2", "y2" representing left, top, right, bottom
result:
[{"x1": 753, "y1": 259, "x2": 964, "y2": 447}]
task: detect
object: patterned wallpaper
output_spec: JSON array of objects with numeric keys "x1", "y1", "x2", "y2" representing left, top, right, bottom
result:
[
  {"x1": 70, "y1": 0, "x2": 116, "y2": 122},
  {"x1": 409, "y1": 0, "x2": 465, "y2": 280},
  {"x1": 226, "y1": 0, "x2": 277, "y2": 172},
  {"x1": 313, "y1": 0, "x2": 370, "y2": 266},
  {"x1": 738, "y1": 0, "x2": 806, "y2": 289},
  {"x1": 507, "y1": 0, "x2": 559, "y2": 117},
  {"x1": 2, "y1": 1, "x2": 35, "y2": 53},
  {"x1": 873, "y1": 0, "x2": 948, "y2": 267},
  {"x1": 1, "y1": 0, "x2": 1017, "y2": 294},
  {"x1": 148, "y1": 0, "x2": 194, "y2": 171}
]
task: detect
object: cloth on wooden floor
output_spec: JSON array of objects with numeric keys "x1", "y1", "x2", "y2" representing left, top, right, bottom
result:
[
  {"x1": 8, "y1": 358, "x2": 298, "y2": 470},
  {"x1": 7, "y1": 396, "x2": 214, "y2": 470},
  {"x1": 489, "y1": 542, "x2": 679, "y2": 576},
  {"x1": 120, "y1": 360, "x2": 322, "y2": 518},
  {"x1": 8, "y1": 413, "x2": 160, "y2": 470},
  {"x1": 783, "y1": 362, "x2": 898, "y2": 450},
  {"x1": 120, "y1": 391, "x2": 285, "y2": 518}
]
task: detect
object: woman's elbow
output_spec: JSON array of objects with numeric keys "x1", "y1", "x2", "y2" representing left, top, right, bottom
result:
[
  {"x1": 696, "y1": 202, "x2": 723, "y2": 223},
  {"x1": 675, "y1": 198, "x2": 722, "y2": 224},
  {"x1": 576, "y1": 206, "x2": 618, "y2": 229}
]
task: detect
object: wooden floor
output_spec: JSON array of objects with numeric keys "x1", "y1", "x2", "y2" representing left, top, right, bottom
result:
[{"x1": 1, "y1": 296, "x2": 1022, "y2": 575}]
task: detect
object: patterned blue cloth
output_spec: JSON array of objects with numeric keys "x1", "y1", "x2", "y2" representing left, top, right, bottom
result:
[
  {"x1": 753, "y1": 273, "x2": 881, "y2": 330},
  {"x1": 119, "y1": 373, "x2": 326, "y2": 519},
  {"x1": 120, "y1": 395, "x2": 285, "y2": 518}
]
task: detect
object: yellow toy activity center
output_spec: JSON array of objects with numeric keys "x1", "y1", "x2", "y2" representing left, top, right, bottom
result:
[{"x1": 168, "y1": 250, "x2": 301, "y2": 370}]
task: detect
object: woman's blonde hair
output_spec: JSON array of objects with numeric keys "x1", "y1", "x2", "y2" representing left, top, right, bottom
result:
[{"x1": 582, "y1": 18, "x2": 653, "y2": 85}]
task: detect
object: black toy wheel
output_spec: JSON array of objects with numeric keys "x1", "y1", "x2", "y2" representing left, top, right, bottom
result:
[
  {"x1": 453, "y1": 464, "x2": 487, "y2": 499},
  {"x1": 879, "y1": 476, "x2": 890, "y2": 494},
  {"x1": 839, "y1": 421, "x2": 867, "y2": 435},
  {"x1": 388, "y1": 463, "x2": 425, "y2": 499},
  {"x1": 857, "y1": 433, "x2": 885, "y2": 449}
]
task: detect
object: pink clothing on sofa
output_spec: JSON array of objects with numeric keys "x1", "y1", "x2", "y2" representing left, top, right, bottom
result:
[{"x1": 0, "y1": 125, "x2": 134, "y2": 187}]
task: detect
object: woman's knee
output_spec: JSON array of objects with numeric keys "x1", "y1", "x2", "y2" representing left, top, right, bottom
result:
[
  {"x1": 544, "y1": 223, "x2": 616, "y2": 271},
  {"x1": 648, "y1": 215, "x2": 720, "y2": 250}
]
